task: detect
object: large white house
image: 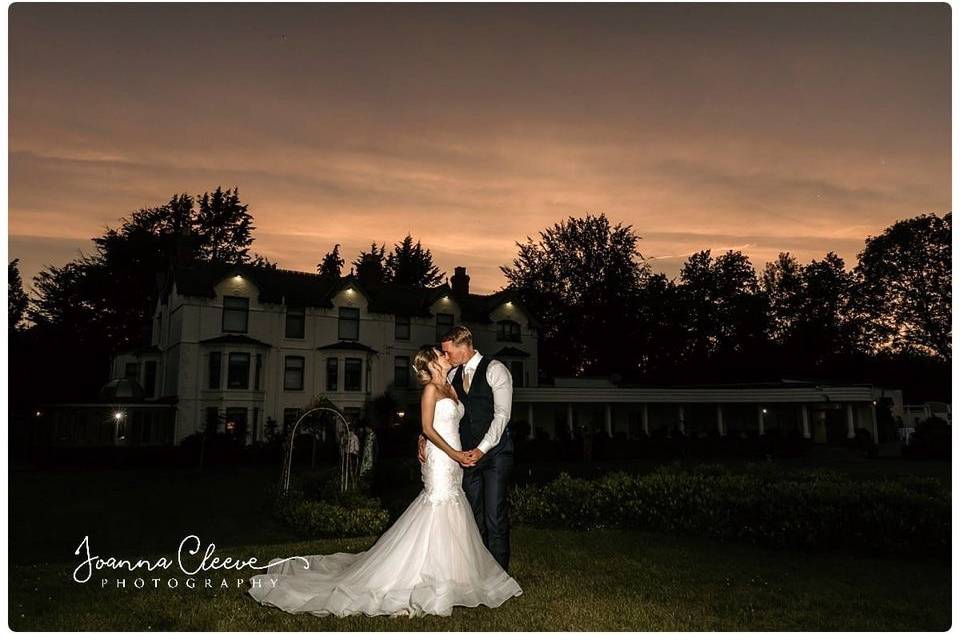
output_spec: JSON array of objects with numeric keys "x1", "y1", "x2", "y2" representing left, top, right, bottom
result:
[{"x1": 110, "y1": 262, "x2": 540, "y2": 445}]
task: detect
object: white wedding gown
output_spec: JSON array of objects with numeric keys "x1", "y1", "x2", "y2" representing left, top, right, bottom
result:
[{"x1": 247, "y1": 396, "x2": 523, "y2": 617}]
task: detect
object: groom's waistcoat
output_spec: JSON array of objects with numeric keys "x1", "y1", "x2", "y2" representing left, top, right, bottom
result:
[{"x1": 451, "y1": 356, "x2": 512, "y2": 456}]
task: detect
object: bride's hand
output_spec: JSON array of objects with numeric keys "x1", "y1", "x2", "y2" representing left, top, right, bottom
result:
[{"x1": 451, "y1": 450, "x2": 474, "y2": 467}]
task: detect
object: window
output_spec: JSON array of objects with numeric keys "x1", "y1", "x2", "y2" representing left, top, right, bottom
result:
[
  {"x1": 227, "y1": 352, "x2": 250, "y2": 389},
  {"x1": 254, "y1": 354, "x2": 262, "y2": 390},
  {"x1": 338, "y1": 307, "x2": 359, "y2": 340},
  {"x1": 285, "y1": 306, "x2": 305, "y2": 339},
  {"x1": 510, "y1": 360, "x2": 524, "y2": 388},
  {"x1": 284, "y1": 355, "x2": 305, "y2": 390},
  {"x1": 344, "y1": 358, "x2": 362, "y2": 391},
  {"x1": 143, "y1": 361, "x2": 157, "y2": 397},
  {"x1": 395, "y1": 315, "x2": 411, "y2": 340},
  {"x1": 497, "y1": 319, "x2": 521, "y2": 342},
  {"x1": 394, "y1": 356, "x2": 410, "y2": 388},
  {"x1": 208, "y1": 352, "x2": 222, "y2": 390},
  {"x1": 436, "y1": 312, "x2": 454, "y2": 341},
  {"x1": 326, "y1": 358, "x2": 339, "y2": 391},
  {"x1": 222, "y1": 296, "x2": 249, "y2": 333},
  {"x1": 124, "y1": 362, "x2": 140, "y2": 381},
  {"x1": 205, "y1": 407, "x2": 220, "y2": 434}
]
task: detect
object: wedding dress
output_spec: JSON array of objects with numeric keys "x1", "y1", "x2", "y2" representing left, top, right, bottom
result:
[{"x1": 247, "y1": 396, "x2": 523, "y2": 617}]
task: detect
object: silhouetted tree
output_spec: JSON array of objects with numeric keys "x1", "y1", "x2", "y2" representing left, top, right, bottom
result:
[
  {"x1": 761, "y1": 252, "x2": 805, "y2": 345},
  {"x1": 251, "y1": 253, "x2": 278, "y2": 269},
  {"x1": 8, "y1": 259, "x2": 28, "y2": 333},
  {"x1": 318, "y1": 244, "x2": 344, "y2": 277},
  {"x1": 194, "y1": 186, "x2": 255, "y2": 264},
  {"x1": 798, "y1": 252, "x2": 857, "y2": 364},
  {"x1": 385, "y1": 234, "x2": 444, "y2": 287},
  {"x1": 632, "y1": 272, "x2": 689, "y2": 380},
  {"x1": 851, "y1": 212, "x2": 951, "y2": 362},
  {"x1": 28, "y1": 255, "x2": 104, "y2": 337},
  {"x1": 762, "y1": 251, "x2": 858, "y2": 370},
  {"x1": 501, "y1": 213, "x2": 649, "y2": 376},
  {"x1": 21, "y1": 187, "x2": 263, "y2": 402},
  {"x1": 678, "y1": 249, "x2": 768, "y2": 368},
  {"x1": 353, "y1": 242, "x2": 387, "y2": 289}
]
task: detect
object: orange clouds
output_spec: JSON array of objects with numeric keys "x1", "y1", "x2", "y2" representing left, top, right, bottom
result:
[{"x1": 9, "y1": 3, "x2": 950, "y2": 294}]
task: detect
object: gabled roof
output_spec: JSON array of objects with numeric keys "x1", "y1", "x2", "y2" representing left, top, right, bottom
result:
[
  {"x1": 162, "y1": 261, "x2": 541, "y2": 326},
  {"x1": 367, "y1": 284, "x2": 444, "y2": 318},
  {"x1": 167, "y1": 262, "x2": 341, "y2": 308},
  {"x1": 451, "y1": 289, "x2": 542, "y2": 329}
]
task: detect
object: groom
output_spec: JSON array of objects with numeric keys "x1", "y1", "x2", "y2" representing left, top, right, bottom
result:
[{"x1": 418, "y1": 324, "x2": 514, "y2": 571}]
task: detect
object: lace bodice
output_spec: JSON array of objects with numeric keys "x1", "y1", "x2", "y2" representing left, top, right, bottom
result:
[{"x1": 421, "y1": 396, "x2": 466, "y2": 504}]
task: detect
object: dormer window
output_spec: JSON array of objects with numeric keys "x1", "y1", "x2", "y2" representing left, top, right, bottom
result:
[
  {"x1": 222, "y1": 296, "x2": 249, "y2": 333},
  {"x1": 338, "y1": 307, "x2": 360, "y2": 341},
  {"x1": 497, "y1": 319, "x2": 521, "y2": 342}
]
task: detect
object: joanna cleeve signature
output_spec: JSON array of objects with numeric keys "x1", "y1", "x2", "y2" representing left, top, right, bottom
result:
[{"x1": 72, "y1": 535, "x2": 309, "y2": 584}]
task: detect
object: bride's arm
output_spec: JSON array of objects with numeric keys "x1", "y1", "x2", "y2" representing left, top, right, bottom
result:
[{"x1": 420, "y1": 384, "x2": 467, "y2": 464}]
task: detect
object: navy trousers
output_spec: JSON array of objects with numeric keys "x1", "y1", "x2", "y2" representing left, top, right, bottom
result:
[{"x1": 461, "y1": 447, "x2": 513, "y2": 571}]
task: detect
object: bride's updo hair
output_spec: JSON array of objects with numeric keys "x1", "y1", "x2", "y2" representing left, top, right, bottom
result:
[{"x1": 413, "y1": 345, "x2": 442, "y2": 386}]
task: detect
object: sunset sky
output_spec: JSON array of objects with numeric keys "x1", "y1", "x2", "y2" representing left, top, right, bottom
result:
[{"x1": 9, "y1": 3, "x2": 950, "y2": 295}]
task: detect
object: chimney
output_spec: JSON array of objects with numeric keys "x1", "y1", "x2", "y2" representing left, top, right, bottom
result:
[{"x1": 451, "y1": 266, "x2": 470, "y2": 297}]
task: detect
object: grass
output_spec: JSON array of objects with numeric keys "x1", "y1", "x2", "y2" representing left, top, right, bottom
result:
[{"x1": 8, "y1": 459, "x2": 951, "y2": 631}]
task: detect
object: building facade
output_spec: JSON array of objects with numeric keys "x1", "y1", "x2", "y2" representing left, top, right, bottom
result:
[{"x1": 111, "y1": 262, "x2": 540, "y2": 445}]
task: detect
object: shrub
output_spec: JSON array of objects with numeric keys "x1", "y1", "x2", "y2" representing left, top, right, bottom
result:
[
  {"x1": 903, "y1": 416, "x2": 951, "y2": 460},
  {"x1": 509, "y1": 465, "x2": 950, "y2": 557},
  {"x1": 272, "y1": 486, "x2": 391, "y2": 538}
]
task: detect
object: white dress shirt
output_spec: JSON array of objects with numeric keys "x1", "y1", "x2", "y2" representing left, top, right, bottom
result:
[{"x1": 447, "y1": 350, "x2": 513, "y2": 453}]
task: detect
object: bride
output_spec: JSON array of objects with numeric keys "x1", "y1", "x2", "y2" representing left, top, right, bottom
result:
[{"x1": 247, "y1": 345, "x2": 523, "y2": 617}]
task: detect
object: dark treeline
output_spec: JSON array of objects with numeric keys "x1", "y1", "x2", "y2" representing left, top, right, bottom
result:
[
  {"x1": 500, "y1": 213, "x2": 950, "y2": 405},
  {"x1": 8, "y1": 187, "x2": 950, "y2": 415}
]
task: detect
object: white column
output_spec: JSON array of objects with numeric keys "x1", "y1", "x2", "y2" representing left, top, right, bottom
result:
[
  {"x1": 641, "y1": 404, "x2": 649, "y2": 436},
  {"x1": 604, "y1": 404, "x2": 613, "y2": 437},
  {"x1": 677, "y1": 405, "x2": 685, "y2": 435},
  {"x1": 846, "y1": 403, "x2": 856, "y2": 438},
  {"x1": 716, "y1": 404, "x2": 725, "y2": 436},
  {"x1": 870, "y1": 401, "x2": 879, "y2": 444},
  {"x1": 801, "y1": 405, "x2": 811, "y2": 439},
  {"x1": 566, "y1": 403, "x2": 574, "y2": 438},
  {"x1": 527, "y1": 403, "x2": 535, "y2": 440},
  {"x1": 758, "y1": 405, "x2": 765, "y2": 436}
]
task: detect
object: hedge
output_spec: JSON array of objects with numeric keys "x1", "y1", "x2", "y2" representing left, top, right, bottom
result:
[{"x1": 509, "y1": 464, "x2": 950, "y2": 556}]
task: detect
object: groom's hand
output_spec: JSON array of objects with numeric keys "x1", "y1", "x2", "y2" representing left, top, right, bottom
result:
[
  {"x1": 453, "y1": 451, "x2": 476, "y2": 467},
  {"x1": 464, "y1": 448, "x2": 485, "y2": 464},
  {"x1": 417, "y1": 434, "x2": 426, "y2": 464}
]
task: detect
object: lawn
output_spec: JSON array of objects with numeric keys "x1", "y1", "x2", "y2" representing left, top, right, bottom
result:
[{"x1": 8, "y1": 461, "x2": 951, "y2": 631}]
